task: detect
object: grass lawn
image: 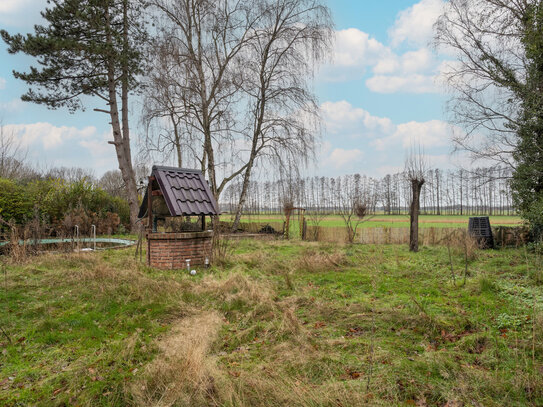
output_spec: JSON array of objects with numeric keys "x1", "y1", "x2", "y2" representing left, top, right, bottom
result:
[
  {"x1": 1, "y1": 240, "x2": 542, "y2": 406},
  {"x1": 223, "y1": 214, "x2": 523, "y2": 229}
]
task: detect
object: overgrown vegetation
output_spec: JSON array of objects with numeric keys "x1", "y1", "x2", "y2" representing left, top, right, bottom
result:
[
  {"x1": 1, "y1": 240, "x2": 542, "y2": 406},
  {"x1": 0, "y1": 177, "x2": 130, "y2": 236}
]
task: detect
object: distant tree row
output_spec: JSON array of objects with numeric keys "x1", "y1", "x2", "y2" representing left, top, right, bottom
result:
[{"x1": 221, "y1": 166, "x2": 515, "y2": 217}]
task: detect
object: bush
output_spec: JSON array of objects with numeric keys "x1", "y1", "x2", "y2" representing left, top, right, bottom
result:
[
  {"x1": 0, "y1": 177, "x2": 130, "y2": 235},
  {"x1": 0, "y1": 178, "x2": 33, "y2": 224}
]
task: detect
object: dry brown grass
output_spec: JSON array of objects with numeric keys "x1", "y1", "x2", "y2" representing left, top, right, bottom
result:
[
  {"x1": 278, "y1": 305, "x2": 303, "y2": 336},
  {"x1": 29, "y1": 252, "x2": 191, "y2": 304},
  {"x1": 295, "y1": 247, "x2": 351, "y2": 274},
  {"x1": 441, "y1": 230, "x2": 479, "y2": 260},
  {"x1": 196, "y1": 272, "x2": 275, "y2": 306},
  {"x1": 130, "y1": 312, "x2": 227, "y2": 407},
  {"x1": 224, "y1": 372, "x2": 369, "y2": 407}
]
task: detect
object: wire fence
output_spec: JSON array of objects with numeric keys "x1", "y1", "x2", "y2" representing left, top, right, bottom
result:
[{"x1": 233, "y1": 221, "x2": 529, "y2": 248}]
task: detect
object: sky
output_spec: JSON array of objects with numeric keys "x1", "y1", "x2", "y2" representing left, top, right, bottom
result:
[{"x1": 0, "y1": 0, "x2": 463, "y2": 179}]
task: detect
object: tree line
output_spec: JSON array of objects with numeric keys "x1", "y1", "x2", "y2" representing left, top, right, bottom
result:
[{"x1": 221, "y1": 166, "x2": 515, "y2": 216}]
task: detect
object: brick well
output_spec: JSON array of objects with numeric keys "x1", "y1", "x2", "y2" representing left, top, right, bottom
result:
[{"x1": 147, "y1": 231, "x2": 213, "y2": 270}]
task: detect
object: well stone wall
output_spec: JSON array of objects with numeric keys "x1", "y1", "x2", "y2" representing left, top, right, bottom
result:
[{"x1": 147, "y1": 231, "x2": 213, "y2": 270}]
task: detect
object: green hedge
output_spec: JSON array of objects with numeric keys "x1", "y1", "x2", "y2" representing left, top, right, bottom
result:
[{"x1": 0, "y1": 177, "x2": 130, "y2": 227}]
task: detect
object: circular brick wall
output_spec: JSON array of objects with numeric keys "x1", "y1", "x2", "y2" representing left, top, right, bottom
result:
[{"x1": 147, "y1": 231, "x2": 213, "y2": 270}]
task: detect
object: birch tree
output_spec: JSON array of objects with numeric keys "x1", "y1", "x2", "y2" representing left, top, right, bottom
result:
[{"x1": 146, "y1": 0, "x2": 332, "y2": 229}]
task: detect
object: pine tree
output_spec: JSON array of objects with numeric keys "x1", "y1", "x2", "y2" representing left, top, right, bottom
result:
[{"x1": 1, "y1": 0, "x2": 146, "y2": 229}]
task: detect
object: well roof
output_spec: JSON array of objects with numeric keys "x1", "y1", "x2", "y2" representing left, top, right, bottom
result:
[{"x1": 138, "y1": 166, "x2": 220, "y2": 218}]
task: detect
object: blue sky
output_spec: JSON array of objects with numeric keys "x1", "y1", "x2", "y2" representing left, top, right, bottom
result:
[{"x1": 0, "y1": 0, "x2": 461, "y2": 178}]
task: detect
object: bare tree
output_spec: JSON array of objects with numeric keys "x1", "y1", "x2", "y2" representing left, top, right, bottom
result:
[
  {"x1": 405, "y1": 147, "x2": 428, "y2": 252},
  {"x1": 43, "y1": 167, "x2": 95, "y2": 184},
  {"x1": 147, "y1": 0, "x2": 260, "y2": 199},
  {"x1": 99, "y1": 170, "x2": 126, "y2": 198},
  {"x1": 435, "y1": 0, "x2": 534, "y2": 169},
  {"x1": 141, "y1": 46, "x2": 201, "y2": 168},
  {"x1": 306, "y1": 177, "x2": 329, "y2": 240},
  {"x1": 230, "y1": 0, "x2": 333, "y2": 230},
  {"x1": 0, "y1": 122, "x2": 27, "y2": 180},
  {"x1": 146, "y1": 0, "x2": 332, "y2": 231},
  {"x1": 339, "y1": 198, "x2": 368, "y2": 244},
  {"x1": 338, "y1": 175, "x2": 370, "y2": 244}
]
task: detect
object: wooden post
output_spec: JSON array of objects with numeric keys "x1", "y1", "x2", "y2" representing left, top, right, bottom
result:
[
  {"x1": 285, "y1": 210, "x2": 291, "y2": 240},
  {"x1": 201, "y1": 215, "x2": 206, "y2": 231},
  {"x1": 147, "y1": 176, "x2": 153, "y2": 231}
]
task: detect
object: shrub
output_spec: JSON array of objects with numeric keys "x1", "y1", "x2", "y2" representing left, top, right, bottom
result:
[
  {"x1": 0, "y1": 177, "x2": 130, "y2": 235},
  {"x1": 0, "y1": 178, "x2": 33, "y2": 224}
]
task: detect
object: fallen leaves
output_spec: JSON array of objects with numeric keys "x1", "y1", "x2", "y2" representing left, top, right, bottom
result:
[
  {"x1": 339, "y1": 368, "x2": 363, "y2": 380},
  {"x1": 345, "y1": 326, "x2": 364, "y2": 337},
  {"x1": 87, "y1": 367, "x2": 104, "y2": 382}
]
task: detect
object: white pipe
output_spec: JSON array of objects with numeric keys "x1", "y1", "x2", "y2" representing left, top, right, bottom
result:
[{"x1": 91, "y1": 225, "x2": 96, "y2": 251}]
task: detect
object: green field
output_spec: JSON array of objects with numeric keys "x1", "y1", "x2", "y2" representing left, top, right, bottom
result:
[
  {"x1": 224, "y1": 214, "x2": 524, "y2": 229},
  {"x1": 1, "y1": 240, "x2": 541, "y2": 406}
]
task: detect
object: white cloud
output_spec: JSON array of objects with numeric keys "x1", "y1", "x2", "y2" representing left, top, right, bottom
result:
[
  {"x1": 400, "y1": 48, "x2": 435, "y2": 73},
  {"x1": 366, "y1": 74, "x2": 438, "y2": 94},
  {"x1": 373, "y1": 48, "x2": 434, "y2": 75},
  {"x1": 368, "y1": 48, "x2": 442, "y2": 93},
  {"x1": 321, "y1": 101, "x2": 394, "y2": 138},
  {"x1": 318, "y1": 1, "x2": 450, "y2": 93},
  {"x1": 321, "y1": 100, "x2": 458, "y2": 152},
  {"x1": 389, "y1": 0, "x2": 445, "y2": 48},
  {"x1": 0, "y1": 121, "x2": 120, "y2": 174},
  {"x1": 320, "y1": 28, "x2": 392, "y2": 82},
  {"x1": 0, "y1": 78, "x2": 6, "y2": 90},
  {"x1": 4, "y1": 122, "x2": 97, "y2": 150},
  {"x1": 322, "y1": 147, "x2": 364, "y2": 171},
  {"x1": 79, "y1": 131, "x2": 118, "y2": 169},
  {"x1": 316, "y1": 100, "x2": 467, "y2": 176},
  {"x1": 334, "y1": 29, "x2": 390, "y2": 67},
  {"x1": 371, "y1": 120, "x2": 454, "y2": 151},
  {"x1": 0, "y1": 0, "x2": 45, "y2": 27},
  {"x1": 321, "y1": 26, "x2": 444, "y2": 94}
]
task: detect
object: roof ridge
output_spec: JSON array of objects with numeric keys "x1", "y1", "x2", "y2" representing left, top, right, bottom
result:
[{"x1": 152, "y1": 165, "x2": 202, "y2": 173}]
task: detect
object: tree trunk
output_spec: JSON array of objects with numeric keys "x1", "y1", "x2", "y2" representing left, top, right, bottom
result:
[
  {"x1": 231, "y1": 61, "x2": 268, "y2": 232},
  {"x1": 231, "y1": 156, "x2": 256, "y2": 231},
  {"x1": 105, "y1": 2, "x2": 138, "y2": 230},
  {"x1": 121, "y1": 0, "x2": 138, "y2": 230},
  {"x1": 436, "y1": 170, "x2": 441, "y2": 215},
  {"x1": 204, "y1": 128, "x2": 218, "y2": 200},
  {"x1": 409, "y1": 179, "x2": 424, "y2": 252}
]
